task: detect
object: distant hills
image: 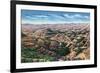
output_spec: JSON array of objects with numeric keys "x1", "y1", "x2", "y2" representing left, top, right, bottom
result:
[{"x1": 22, "y1": 23, "x2": 89, "y2": 32}]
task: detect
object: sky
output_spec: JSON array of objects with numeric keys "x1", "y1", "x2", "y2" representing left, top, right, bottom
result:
[{"x1": 21, "y1": 10, "x2": 90, "y2": 24}]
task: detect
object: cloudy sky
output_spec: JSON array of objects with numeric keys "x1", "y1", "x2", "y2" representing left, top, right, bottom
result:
[{"x1": 21, "y1": 10, "x2": 90, "y2": 24}]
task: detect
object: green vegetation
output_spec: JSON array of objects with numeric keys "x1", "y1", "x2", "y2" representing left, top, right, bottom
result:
[
  {"x1": 21, "y1": 48, "x2": 56, "y2": 63},
  {"x1": 55, "y1": 42, "x2": 70, "y2": 56}
]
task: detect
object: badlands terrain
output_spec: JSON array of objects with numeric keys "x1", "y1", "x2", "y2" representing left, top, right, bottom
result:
[{"x1": 21, "y1": 23, "x2": 90, "y2": 63}]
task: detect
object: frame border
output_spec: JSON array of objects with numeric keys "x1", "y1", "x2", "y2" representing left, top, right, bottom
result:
[{"x1": 10, "y1": 0, "x2": 97, "y2": 72}]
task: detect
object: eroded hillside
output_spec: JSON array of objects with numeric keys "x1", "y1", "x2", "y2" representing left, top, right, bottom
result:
[{"x1": 21, "y1": 23, "x2": 90, "y2": 63}]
